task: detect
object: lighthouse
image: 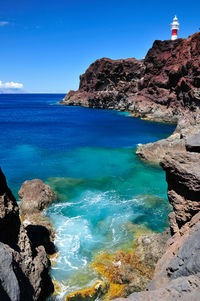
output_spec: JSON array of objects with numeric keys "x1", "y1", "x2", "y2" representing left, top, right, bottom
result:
[{"x1": 170, "y1": 15, "x2": 179, "y2": 40}]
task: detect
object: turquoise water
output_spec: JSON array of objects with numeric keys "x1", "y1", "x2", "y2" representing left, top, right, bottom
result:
[{"x1": 0, "y1": 94, "x2": 175, "y2": 297}]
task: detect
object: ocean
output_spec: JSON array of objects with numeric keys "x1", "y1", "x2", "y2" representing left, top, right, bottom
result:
[{"x1": 0, "y1": 93, "x2": 175, "y2": 297}]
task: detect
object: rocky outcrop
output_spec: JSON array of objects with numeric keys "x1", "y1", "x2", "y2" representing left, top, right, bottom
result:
[
  {"x1": 19, "y1": 179, "x2": 57, "y2": 253},
  {"x1": 0, "y1": 168, "x2": 54, "y2": 300},
  {"x1": 136, "y1": 111, "x2": 200, "y2": 163},
  {"x1": 136, "y1": 131, "x2": 185, "y2": 163},
  {"x1": 19, "y1": 179, "x2": 56, "y2": 215},
  {"x1": 62, "y1": 32, "x2": 200, "y2": 163},
  {"x1": 160, "y1": 152, "x2": 200, "y2": 229},
  {"x1": 61, "y1": 58, "x2": 145, "y2": 111},
  {"x1": 114, "y1": 151, "x2": 200, "y2": 300},
  {"x1": 62, "y1": 32, "x2": 200, "y2": 122}
]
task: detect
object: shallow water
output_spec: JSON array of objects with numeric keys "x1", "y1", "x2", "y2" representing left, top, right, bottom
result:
[{"x1": 0, "y1": 94, "x2": 175, "y2": 297}]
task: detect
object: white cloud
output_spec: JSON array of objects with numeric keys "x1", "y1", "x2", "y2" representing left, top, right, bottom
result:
[
  {"x1": 0, "y1": 21, "x2": 9, "y2": 27},
  {"x1": 0, "y1": 80, "x2": 23, "y2": 89}
]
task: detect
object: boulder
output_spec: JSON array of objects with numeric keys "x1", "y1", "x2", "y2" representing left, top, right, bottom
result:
[
  {"x1": 19, "y1": 179, "x2": 56, "y2": 254},
  {"x1": 19, "y1": 179, "x2": 56, "y2": 216}
]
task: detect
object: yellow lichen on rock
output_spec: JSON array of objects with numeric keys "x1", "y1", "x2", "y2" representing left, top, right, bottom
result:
[
  {"x1": 90, "y1": 249, "x2": 154, "y2": 299},
  {"x1": 49, "y1": 252, "x2": 59, "y2": 267},
  {"x1": 90, "y1": 252, "x2": 114, "y2": 282},
  {"x1": 103, "y1": 283, "x2": 125, "y2": 301},
  {"x1": 65, "y1": 280, "x2": 108, "y2": 301},
  {"x1": 52, "y1": 280, "x2": 64, "y2": 296}
]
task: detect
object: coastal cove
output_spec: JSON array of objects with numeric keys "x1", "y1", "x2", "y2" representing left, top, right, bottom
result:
[{"x1": 0, "y1": 94, "x2": 175, "y2": 299}]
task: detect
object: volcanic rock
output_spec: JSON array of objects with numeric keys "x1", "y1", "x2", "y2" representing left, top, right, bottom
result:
[
  {"x1": 19, "y1": 179, "x2": 57, "y2": 251},
  {"x1": 160, "y1": 152, "x2": 200, "y2": 228},
  {"x1": 0, "y1": 168, "x2": 20, "y2": 248},
  {"x1": 19, "y1": 179, "x2": 56, "y2": 215},
  {"x1": 136, "y1": 111, "x2": 200, "y2": 162},
  {"x1": 62, "y1": 33, "x2": 200, "y2": 123},
  {"x1": 0, "y1": 168, "x2": 54, "y2": 300},
  {"x1": 62, "y1": 32, "x2": 200, "y2": 163},
  {"x1": 113, "y1": 150, "x2": 200, "y2": 301}
]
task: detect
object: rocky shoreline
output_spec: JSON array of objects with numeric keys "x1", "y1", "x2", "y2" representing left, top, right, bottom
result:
[
  {"x1": 1, "y1": 32, "x2": 200, "y2": 300},
  {"x1": 0, "y1": 170, "x2": 55, "y2": 300},
  {"x1": 1, "y1": 138, "x2": 200, "y2": 300},
  {"x1": 114, "y1": 148, "x2": 200, "y2": 300},
  {"x1": 61, "y1": 31, "x2": 200, "y2": 163},
  {"x1": 60, "y1": 31, "x2": 200, "y2": 299}
]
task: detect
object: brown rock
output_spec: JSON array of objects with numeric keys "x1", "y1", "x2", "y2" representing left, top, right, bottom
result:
[
  {"x1": 62, "y1": 33, "x2": 200, "y2": 123},
  {"x1": 136, "y1": 132, "x2": 185, "y2": 163},
  {"x1": 160, "y1": 152, "x2": 200, "y2": 228},
  {"x1": 0, "y1": 169, "x2": 54, "y2": 300},
  {"x1": 134, "y1": 229, "x2": 170, "y2": 269},
  {"x1": 114, "y1": 213, "x2": 200, "y2": 301},
  {"x1": 19, "y1": 179, "x2": 57, "y2": 215}
]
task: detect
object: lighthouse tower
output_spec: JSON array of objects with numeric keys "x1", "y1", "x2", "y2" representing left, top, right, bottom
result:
[{"x1": 170, "y1": 15, "x2": 179, "y2": 40}]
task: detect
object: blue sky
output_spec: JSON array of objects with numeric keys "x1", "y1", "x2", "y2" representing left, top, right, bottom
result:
[{"x1": 0, "y1": 0, "x2": 199, "y2": 93}]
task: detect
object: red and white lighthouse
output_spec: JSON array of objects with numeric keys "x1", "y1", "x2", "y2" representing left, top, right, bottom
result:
[{"x1": 170, "y1": 15, "x2": 179, "y2": 40}]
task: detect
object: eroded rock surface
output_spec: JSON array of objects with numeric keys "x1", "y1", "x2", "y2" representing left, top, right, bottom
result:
[
  {"x1": 19, "y1": 179, "x2": 56, "y2": 215},
  {"x1": 62, "y1": 32, "x2": 200, "y2": 123},
  {"x1": 19, "y1": 179, "x2": 57, "y2": 252},
  {"x1": 113, "y1": 151, "x2": 200, "y2": 300},
  {"x1": 160, "y1": 152, "x2": 200, "y2": 228},
  {"x1": 0, "y1": 168, "x2": 54, "y2": 300},
  {"x1": 62, "y1": 32, "x2": 200, "y2": 163}
]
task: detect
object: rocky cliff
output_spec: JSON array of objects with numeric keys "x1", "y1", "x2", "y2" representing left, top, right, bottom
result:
[
  {"x1": 62, "y1": 32, "x2": 200, "y2": 163},
  {"x1": 62, "y1": 32, "x2": 200, "y2": 123},
  {"x1": 113, "y1": 147, "x2": 200, "y2": 301},
  {"x1": 0, "y1": 168, "x2": 54, "y2": 300}
]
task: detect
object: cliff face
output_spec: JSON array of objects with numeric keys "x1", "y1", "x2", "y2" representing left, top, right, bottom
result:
[
  {"x1": 0, "y1": 168, "x2": 54, "y2": 300},
  {"x1": 62, "y1": 58, "x2": 145, "y2": 112},
  {"x1": 114, "y1": 150, "x2": 200, "y2": 301},
  {"x1": 62, "y1": 32, "x2": 200, "y2": 122},
  {"x1": 139, "y1": 33, "x2": 200, "y2": 110}
]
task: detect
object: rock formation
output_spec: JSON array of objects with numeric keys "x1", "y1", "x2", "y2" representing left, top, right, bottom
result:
[
  {"x1": 19, "y1": 179, "x2": 56, "y2": 215},
  {"x1": 62, "y1": 32, "x2": 200, "y2": 163},
  {"x1": 0, "y1": 168, "x2": 54, "y2": 300},
  {"x1": 19, "y1": 179, "x2": 57, "y2": 252},
  {"x1": 62, "y1": 32, "x2": 200, "y2": 122},
  {"x1": 114, "y1": 150, "x2": 200, "y2": 301},
  {"x1": 136, "y1": 112, "x2": 200, "y2": 163}
]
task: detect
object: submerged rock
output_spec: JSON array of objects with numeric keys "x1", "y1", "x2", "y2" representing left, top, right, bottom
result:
[{"x1": 89, "y1": 227, "x2": 169, "y2": 300}]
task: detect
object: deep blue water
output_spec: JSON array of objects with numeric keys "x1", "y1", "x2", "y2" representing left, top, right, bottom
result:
[{"x1": 0, "y1": 94, "x2": 175, "y2": 297}]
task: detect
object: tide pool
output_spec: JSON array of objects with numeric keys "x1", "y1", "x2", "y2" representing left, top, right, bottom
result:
[{"x1": 0, "y1": 94, "x2": 175, "y2": 298}]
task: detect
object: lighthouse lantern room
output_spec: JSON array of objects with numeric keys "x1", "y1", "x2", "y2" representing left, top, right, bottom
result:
[{"x1": 170, "y1": 15, "x2": 179, "y2": 40}]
